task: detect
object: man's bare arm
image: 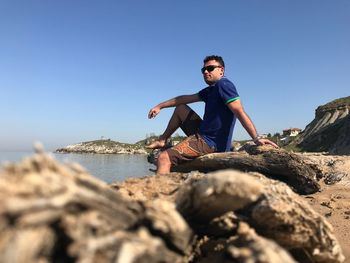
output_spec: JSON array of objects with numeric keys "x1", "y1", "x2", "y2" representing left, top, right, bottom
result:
[
  {"x1": 227, "y1": 99, "x2": 278, "y2": 148},
  {"x1": 148, "y1": 94, "x2": 201, "y2": 119}
]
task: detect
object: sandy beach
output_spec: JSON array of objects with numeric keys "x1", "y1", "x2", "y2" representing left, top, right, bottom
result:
[{"x1": 304, "y1": 181, "x2": 350, "y2": 262}]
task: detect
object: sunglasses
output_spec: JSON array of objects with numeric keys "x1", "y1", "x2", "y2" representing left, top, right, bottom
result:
[{"x1": 201, "y1": 65, "x2": 222, "y2": 74}]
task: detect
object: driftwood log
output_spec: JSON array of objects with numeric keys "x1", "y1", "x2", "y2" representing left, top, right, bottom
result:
[
  {"x1": 148, "y1": 145, "x2": 350, "y2": 194},
  {"x1": 171, "y1": 145, "x2": 324, "y2": 194}
]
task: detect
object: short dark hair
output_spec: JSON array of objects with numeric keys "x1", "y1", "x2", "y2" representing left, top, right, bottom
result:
[{"x1": 203, "y1": 55, "x2": 225, "y2": 68}]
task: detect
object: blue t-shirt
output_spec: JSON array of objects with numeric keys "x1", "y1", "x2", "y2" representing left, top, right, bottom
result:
[{"x1": 198, "y1": 77, "x2": 240, "y2": 152}]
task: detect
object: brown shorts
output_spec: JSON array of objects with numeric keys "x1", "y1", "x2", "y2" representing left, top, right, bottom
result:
[
  {"x1": 166, "y1": 133, "x2": 215, "y2": 166},
  {"x1": 166, "y1": 109, "x2": 215, "y2": 166}
]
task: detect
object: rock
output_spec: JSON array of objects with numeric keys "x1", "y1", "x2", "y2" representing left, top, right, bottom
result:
[
  {"x1": 191, "y1": 222, "x2": 296, "y2": 263},
  {"x1": 111, "y1": 172, "x2": 189, "y2": 202},
  {"x1": 176, "y1": 170, "x2": 345, "y2": 263},
  {"x1": 142, "y1": 199, "x2": 193, "y2": 254},
  {"x1": 147, "y1": 149, "x2": 161, "y2": 165},
  {"x1": 248, "y1": 173, "x2": 344, "y2": 263},
  {"x1": 226, "y1": 222, "x2": 297, "y2": 263},
  {"x1": 297, "y1": 152, "x2": 350, "y2": 185},
  {"x1": 324, "y1": 173, "x2": 347, "y2": 185},
  {"x1": 176, "y1": 170, "x2": 264, "y2": 223},
  {"x1": 0, "y1": 152, "x2": 192, "y2": 263},
  {"x1": 201, "y1": 211, "x2": 239, "y2": 237}
]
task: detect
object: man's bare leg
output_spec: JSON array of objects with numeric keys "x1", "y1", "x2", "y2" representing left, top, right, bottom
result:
[
  {"x1": 146, "y1": 104, "x2": 193, "y2": 149},
  {"x1": 156, "y1": 151, "x2": 172, "y2": 175}
]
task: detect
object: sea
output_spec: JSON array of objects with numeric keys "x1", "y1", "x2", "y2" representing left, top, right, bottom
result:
[{"x1": 0, "y1": 151, "x2": 155, "y2": 183}]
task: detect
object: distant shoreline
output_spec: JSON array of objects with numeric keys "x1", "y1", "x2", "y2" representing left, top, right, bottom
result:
[{"x1": 55, "y1": 139, "x2": 148, "y2": 155}]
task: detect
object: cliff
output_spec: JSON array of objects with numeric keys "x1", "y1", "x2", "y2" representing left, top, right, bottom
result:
[
  {"x1": 56, "y1": 139, "x2": 148, "y2": 154},
  {"x1": 298, "y1": 96, "x2": 350, "y2": 154}
]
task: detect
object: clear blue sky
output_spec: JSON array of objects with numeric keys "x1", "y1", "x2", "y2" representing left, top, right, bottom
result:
[{"x1": 1, "y1": 1, "x2": 349, "y2": 151}]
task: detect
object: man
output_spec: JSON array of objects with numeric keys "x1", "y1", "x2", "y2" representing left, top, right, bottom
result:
[{"x1": 147, "y1": 55, "x2": 278, "y2": 174}]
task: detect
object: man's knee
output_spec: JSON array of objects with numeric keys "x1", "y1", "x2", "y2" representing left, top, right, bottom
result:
[{"x1": 174, "y1": 104, "x2": 191, "y2": 115}]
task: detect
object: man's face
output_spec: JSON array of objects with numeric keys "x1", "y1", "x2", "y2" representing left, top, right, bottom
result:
[{"x1": 202, "y1": 60, "x2": 224, "y2": 85}]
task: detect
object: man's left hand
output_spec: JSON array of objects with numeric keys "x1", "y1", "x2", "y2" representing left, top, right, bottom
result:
[{"x1": 254, "y1": 138, "x2": 279, "y2": 148}]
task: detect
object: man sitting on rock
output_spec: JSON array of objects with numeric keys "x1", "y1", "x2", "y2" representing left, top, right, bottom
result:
[{"x1": 147, "y1": 55, "x2": 278, "y2": 174}]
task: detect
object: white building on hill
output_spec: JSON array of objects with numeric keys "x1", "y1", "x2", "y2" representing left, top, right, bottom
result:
[{"x1": 281, "y1": 128, "x2": 302, "y2": 144}]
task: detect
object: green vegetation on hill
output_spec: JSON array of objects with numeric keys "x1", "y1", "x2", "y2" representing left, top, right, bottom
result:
[
  {"x1": 82, "y1": 139, "x2": 144, "y2": 149},
  {"x1": 283, "y1": 137, "x2": 303, "y2": 152},
  {"x1": 171, "y1": 135, "x2": 187, "y2": 142},
  {"x1": 135, "y1": 137, "x2": 157, "y2": 146},
  {"x1": 136, "y1": 135, "x2": 187, "y2": 146},
  {"x1": 234, "y1": 134, "x2": 303, "y2": 153},
  {"x1": 318, "y1": 96, "x2": 350, "y2": 111}
]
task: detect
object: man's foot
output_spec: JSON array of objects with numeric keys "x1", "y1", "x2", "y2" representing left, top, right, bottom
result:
[{"x1": 145, "y1": 140, "x2": 166, "y2": 149}]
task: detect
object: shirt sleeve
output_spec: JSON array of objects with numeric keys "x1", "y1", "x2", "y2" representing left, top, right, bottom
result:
[
  {"x1": 218, "y1": 79, "x2": 240, "y2": 104},
  {"x1": 198, "y1": 87, "x2": 209, "y2": 102}
]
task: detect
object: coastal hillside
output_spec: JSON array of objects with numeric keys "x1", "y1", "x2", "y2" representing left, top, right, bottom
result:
[
  {"x1": 298, "y1": 96, "x2": 350, "y2": 154},
  {"x1": 56, "y1": 139, "x2": 147, "y2": 154}
]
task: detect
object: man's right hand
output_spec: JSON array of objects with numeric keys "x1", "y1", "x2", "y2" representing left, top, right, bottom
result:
[{"x1": 148, "y1": 106, "x2": 161, "y2": 119}]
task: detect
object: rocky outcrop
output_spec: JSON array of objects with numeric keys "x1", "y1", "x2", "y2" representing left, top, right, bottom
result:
[
  {"x1": 298, "y1": 96, "x2": 350, "y2": 154},
  {"x1": 1, "y1": 148, "x2": 347, "y2": 262},
  {"x1": 0, "y1": 149, "x2": 192, "y2": 263},
  {"x1": 176, "y1": 171, "x2": 344, "y2": 263},
  {"x1": 113, "y1": 170, "x2": 346, "y2": 263},
  {"x1": 56, "y1": 139, "x2": 148, "y2": 154}
]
